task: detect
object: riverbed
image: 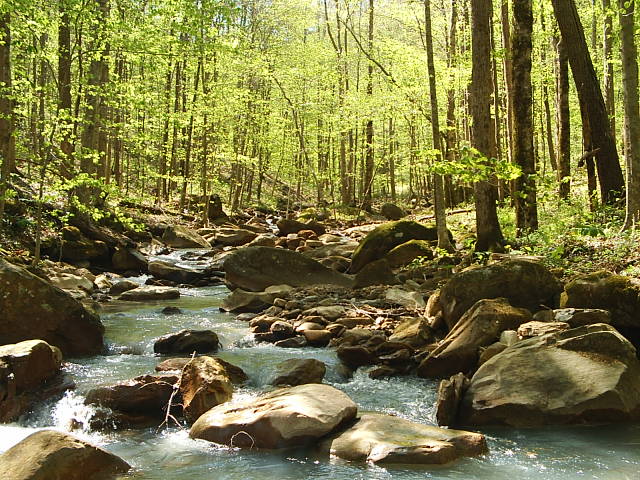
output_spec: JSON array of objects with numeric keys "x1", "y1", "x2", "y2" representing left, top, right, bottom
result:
[{"x1": 1, "y1": 252, "x2": 638, "y2": 479}]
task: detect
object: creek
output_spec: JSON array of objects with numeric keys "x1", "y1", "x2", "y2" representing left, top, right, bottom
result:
[{"x1": 0, "y1": 250, "x2": 638, "y2": 479}]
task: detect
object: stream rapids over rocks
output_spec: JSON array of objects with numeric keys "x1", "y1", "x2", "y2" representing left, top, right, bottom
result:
[{"x1": 0, "y1": 249, "x2": 639, "y2": 479}]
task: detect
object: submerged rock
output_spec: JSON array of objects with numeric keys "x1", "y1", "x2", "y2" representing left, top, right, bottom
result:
[
  {"x1": 432, "y1": 260, "x2": 562, "y2": 330},
  {"x1": 457, "y1": 323, "x2": 640, "y2": 426},
  {"x1": 223, "y1": 246, "x2": 353, "y2": 292},
  {"x1": 0, "y1": 258, "x2": 104, "y2": 356},
  {"x1": 350, "y1": 220, "x2": 441, "y2": 273},
  {"x1": 0, "y1": 430, "x2": 130, "y2": 480},
  {"x1": 317, "y1": 412, "x2": 486, "y2": 465},
  {"x1": 418, "y1": 298, "x2": 532, "y2": 378},
  {"x1": 270, "y1": 358, "x2": 326, "y2": 386},
  {"x1": 153, "y1": 329, "x2": 220, "y2": 354},
  {"x1": 190, "y1": 383, "x2": 357, "y2": 449}
]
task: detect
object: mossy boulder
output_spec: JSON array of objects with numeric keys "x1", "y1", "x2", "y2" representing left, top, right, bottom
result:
[
  {"x1": 433, "y1": 260, "x2": 562, "y2": 330},
  {"x1": 350, "y1": 221, "x2": 444, "y2": 273},
  {"x1": 384, "y1": 240, "x2": 434, "y2": 268},
  {"x1": 561, "y1": 271, "x2": 640, "y2": 329}
]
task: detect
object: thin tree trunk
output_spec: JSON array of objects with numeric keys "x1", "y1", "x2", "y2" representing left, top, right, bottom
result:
[
  {"x1": 362, "y1": 0, "x2": 374, "y2": 212},
  {"x1": 0, "y1": 12, "x2": 15, "y2": 221},
  {"x1": 555, "y1": 36, "x2": 571, "y2": 199},
  {"x1": 603, "y1": 0, "x2": 616, "y2": 146}
]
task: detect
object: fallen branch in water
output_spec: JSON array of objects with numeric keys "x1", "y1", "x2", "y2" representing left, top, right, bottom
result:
[{"x1": 157, "y1": 351, "x2": 196, "y2": 432}]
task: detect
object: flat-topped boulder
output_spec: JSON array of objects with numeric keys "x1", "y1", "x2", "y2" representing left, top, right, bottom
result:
[
  {"x1": 162, "y1": 225, "x2": 210, "y2": 248},
  {"x1": 190, "y1": 383, "x2": 357, "y2": 449},
  {"x1": 223, "y1": 246, "x2": 353, "y2": 292},
  {"x1": 0, "y1": 258, "x2": 104, "y2": 356},
  {"x1": 431, "y1": 260, "x2": 562, "y2": 330},
  {"x1": 153, "y1": 329, "x2": 220, "y2": 354},
  {"x1": 457, "y1": 323, "x2": 640, "y2": 426},
  {"x1": 317, "y1": 412, "x2": 487, "y2": 465},
  {"x1": 118, "y1": 285, "x2": 180, "y2": 301},
  {"x1": 0, "y1": 430, "x2": 130, "y2": 480}
]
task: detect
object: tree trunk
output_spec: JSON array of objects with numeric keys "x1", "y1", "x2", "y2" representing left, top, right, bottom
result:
[
  {"x1": 620, "y1": 0, "x2": 640, "y2": 228},
  {"x1": 0, "y1": 11, "x2": 15, "y2": 221},
  {"x1": 362, "y1": 0, "x2": 374, "y2": 212},
  {"x1": 425, "y1": 0, "x2": 453, "y2": 251},
  {"x1": 555, "y1": 36, "x2": 571, "y2": 200},
  {"x1": 603, "y1": 0, "x2": 616, "y2": 146},
  {"x1": 551, "y1": 0, "x2": 625, "y2": 204},
  {"x1": 471, "y1": 0, "x2": 504, "y2": 251},
  {"x1": 511, "y1": 0, "x2": 538, "y2": 234}
]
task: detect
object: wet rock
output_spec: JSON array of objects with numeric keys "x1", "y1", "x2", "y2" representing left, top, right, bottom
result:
[
  {"x1": 155, "y1": 357, "x2": 247, "y2": 385},
  {"x1": 353, "y1": 259, "x2": 399, "y2": 288},
  {"x1": 388, "y1": 317, "x2": 433, "y2": 348},
  {"x1": 434, "y1": 260, "x2": 562, "y2": 330},
  {"x1": 149, "y1": 260, "x2": 205, "y2": 284},
  {"x1": 560, "y1": 272, "x2": 638, "y2": 328},
  {"x1": 153, "y1": 329, "x2": 220, "y2": 354},
  {"x1": 380, "y1": 203, "x2": 405, "y2": 220},
  {"x1": 161, "y1": 306, "x2": 183, "y2": 315},
  {"x1": 108, "y1": 279, "x2": 139, "y2": 295},
  {"x1": 332, "y1": 328, "x2": 384, "y2": 348},
  {"x1": 0, "y1": 430, "x2": 130, "y2": 480},
  {"x1": 458, "y1": 324, "x2": 640, "y2": 426},
  {"x1": 112, "y1": 247, "x2": 148, "y2": 273},
  {"x1": 221, "y1": 289, "x2": 272, "y2": 313},
  {"x1": 544, "y1": 308, "x2": 611, "y2": 327},
  {"x1": 270, "y1": 320, "x2": 295, "y2": 339},
  {"x1": 350, "y1": 220, "x2": 442, "y2": 273},
  {"x1": 435, "y1": 373, "x2": 468, "y2": 427},
  {"x1": 277, "y1": 219, "x2": 326, "y2": 236},
  {"x1": 223, "y1": 246, "x2": 353, "y2": 292},
  {"x1": 190, "y1": 384, "x2": 357, "y2": 449},
  {"x1": 418, "y1": 298, "x2": 532, "y2": 378},
  {"x1": 94, "y1": 273, "x2": 114, "y2": 290},
  {"x1": 270, "y1": 358, "x2": 326, "y2": 386},
  {"x1": 180, "y1": 356, "x2": 234, "y2": 423},
  {"x1": 0, "y1": 340, "x2": 64, "y2": 422},
  {"x1": 517, "y1": 321, "x2": 570, "y2": 339},
  {"x1": 317, "y1": 412, "x2": 486, "y2": 465},
  {"x1": 384, "y1": 240, "x2": 433, "y2": 268},
  {"x1": 0, "y1": 258, "x2": 104, "y2": 357},
  {"x1": 337, "y1": 345, "x2": 378, "y2": 369},
  {"x1": 118, "y1": 286, "x2": 180, "y2": 301},
  {"x1": 162, "y1": 225, "x2": 210, "y2": 249},
  {"x1": 274, "y1": 336, "x2": 308, "y2": 348},
  {"x1": 85, "y1": 373, "x2": 179, "y2": 418}
]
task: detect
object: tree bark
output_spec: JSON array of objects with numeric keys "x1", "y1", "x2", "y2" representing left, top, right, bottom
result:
[
  {"x1": 603, "y1": 0, "x2": 616, "y2": 146},
  {"x1": 362, "y1": 0, "x2": 374, "y2": 212},
  {"x1": 620, "y1": 0, "x2": 640, "y2": 228},
  {"x1": 551, "y1": 0, "x2": 625, "y2": 204},
  {"x1": 555, "y1": 36, "x2": 571, "y2": 200},
  {"x1": 0, "y1": 11, "x2": 15, "y2": 221},
  {"x1": 511, "y1": 0, "x2": 538, "y2": 233},
  {"x1": 471, "y1": 0, "x2": 504, "y2": 251}
]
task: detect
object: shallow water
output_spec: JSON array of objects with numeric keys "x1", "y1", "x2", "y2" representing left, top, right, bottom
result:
[{"x1": 1, "y1": 252, "x2": 639, "y2": 479}]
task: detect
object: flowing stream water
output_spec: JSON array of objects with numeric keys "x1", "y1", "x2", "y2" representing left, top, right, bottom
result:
[{"x1": 0, "y1": 251, "x2": 638, "y2": 479}]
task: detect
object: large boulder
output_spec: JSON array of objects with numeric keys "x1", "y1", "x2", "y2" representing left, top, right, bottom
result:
[
  {"x1": 118, "y1": 286, "x2": 180, "y2": 301},
  {"x1": 0, "y1": 430, "x2": 130, "y2": 480},
  {"x1": 388, "y1": 317, "x2": 433, "y2": 348},
  {"x1": 180, "y1": 356, "x2": 234, "y2": 422},
  {"x1": 277, "y1": 219, "x2": 326, "y2": 236},
  {"x1": 149, "y1": 260, "x2": 205, "y2": 284},
  {"x1": 380, "y1": 203, "x2": 405, "y2": 221},
  {"x1": 85, "y1": 373, "x2": 178, "y2": 419},
  {"x1": 190, "y1": 384, "x2": 357, "y2": 449},
  {"x1": 433, "y1": 260, "x2": 562, "y2": 330},
  {"x1": 58, "y1": 226, "x2": 109, "y2": 263},
  {"x1": 153, "y1": 329, "x2": 220, "y2": 354},
  {"x1": 317, "y1": 412, "x2": 486, "y2": 465},
  {"x1": 0, "y1": 340, "x2": 64, "y2": 422},
  {"x1": 457, "y1": 323, "x2": 640, "y2": 426},
  {"x1": 560, "y1": 271, "x2": 640, "y2": 328},
  {"x1": 417, "y1": 298, "x2": 532, "y2": 378},
  {"x1": 350, "y1": 221, "x2": 441, "y2": 273},
  {"x1": 353, "y1": 259, "x2": 399, "y2": 288},
  {"x1": 223, "y1": 246, "x2": 353, "y2": 292},
  {"x1": 162, "y1": 225, "x2": 210, "y2": 248},
  {"x1": 212, "y1": 228, "x2": 257, "y2": 247},
  {"x1": 270, "y1": 358, "x2": 326, "y2": 386},
  {"x1": 111, "y1": 247, "x2": 148, "y2": 273},
  {"x1": 303, "y1": 241, "x2": 359, "y2": 260},
  {"x1": 0, "y1": 259, "x2": 104, "y2": 356},
  {"x1": 384, "y1": 240, "x2": 434, "y2": 268}
]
